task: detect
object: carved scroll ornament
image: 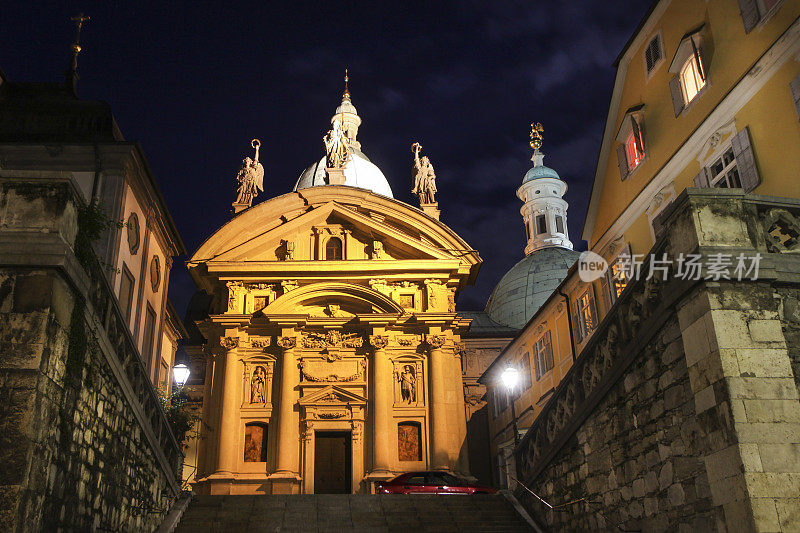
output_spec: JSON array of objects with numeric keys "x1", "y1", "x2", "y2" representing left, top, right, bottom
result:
[
  {"x1": 425, "y1": 334, "x2": 446, "y2": 349},
  {"x1": 368, "y1": 335, "x2": 389, "y2": 350},
  {"x1": 277, "y1": 336, "x2": 297, "y2": 350},
  {"x1": 220, "y1": 336, "x2": 239, "y2": 350}
]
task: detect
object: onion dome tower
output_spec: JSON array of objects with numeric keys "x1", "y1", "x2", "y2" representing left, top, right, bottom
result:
[
  {"x1": 484, "y1": 124, "x2": 580, "y2": 329},
  {"x1": 294, "y1": 70, "x2": 393, "y2": 197}
]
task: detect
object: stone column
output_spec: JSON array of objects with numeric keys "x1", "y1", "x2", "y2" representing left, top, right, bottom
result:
[
  {"x1": 427, "y1": 334, "x2": 449, "y2": 470},
  {"x1": 214, "y1": 336, "x2": 240, "y2": 475},
  {"x1": 271, "y1": 335, "x2": 300, "y2": 492},
  {"x1": 453, "y1": 342, "x2": 470, "y2": 474},
  {"x1": 369, "y1": 335, "x2": 391, "y2": 474}
]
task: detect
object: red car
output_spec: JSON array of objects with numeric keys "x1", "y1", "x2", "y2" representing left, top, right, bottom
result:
[{"x1": 376, "y1": 471, "x2": 498, "y2": 495}]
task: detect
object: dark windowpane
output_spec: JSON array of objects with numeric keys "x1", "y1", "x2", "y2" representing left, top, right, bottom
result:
[
  {"x1": 119, "y1": 264, "x2": 135, "y2": 322},
  {"x1": 555, "y1": 216, "x2": 564, "y2": 234},
  {"x1": 326, "y1": 237, "x2": 343, "y2": 260},
  {"x1": 405, "y1": 475, "x2": 426, "y2": 485},
  {"x1": 536, "y1": 215, "x2": 547, "y2": 235},
  {"x1": 244, "y1": 423, "x2": 268, "y2": 462},
  {"x1": 142, "y1": 305, "x2": 156, "y2": 369}
]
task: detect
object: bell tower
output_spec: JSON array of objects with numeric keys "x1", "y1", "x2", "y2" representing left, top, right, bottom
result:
[{"x1": 516, "y1": 123, "x2": 573, "y2": 255}]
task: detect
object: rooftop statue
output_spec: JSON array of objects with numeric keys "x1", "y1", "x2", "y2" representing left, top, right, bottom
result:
[
  {"x1": 324, "y1": 117, "x2": 349, "y2": 169},
  {"x1": 234, "y1": 139, "x2": 264, "y2": 209},
  {"x1": 411, "y1": 142, "x2": 437, "y2": 205},
  {"x1": 530, "y1": 122, "x2": 544, "y2": 151}
]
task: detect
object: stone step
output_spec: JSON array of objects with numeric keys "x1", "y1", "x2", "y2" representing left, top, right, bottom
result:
[{"x1": 173, "y1": 494, "x2": 534, "y2": 532}]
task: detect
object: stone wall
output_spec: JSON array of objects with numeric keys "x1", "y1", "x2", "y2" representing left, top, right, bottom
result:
[
  {"x1": 514, "y1": 189, "x2": 800, "y2": 531},
  {"x1": 0, "y1": 179, "x2": 181, "y2": 532}
]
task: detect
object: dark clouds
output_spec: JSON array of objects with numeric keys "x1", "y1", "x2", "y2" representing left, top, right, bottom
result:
[{"x1": 2, "y1": 0, "x2": 651, "y2": 314}]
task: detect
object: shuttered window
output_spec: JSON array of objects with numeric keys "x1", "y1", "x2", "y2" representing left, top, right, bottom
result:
[
  {"x1": 738, "y1": 0, "x2": 782, "y2": 34},
  {"x1": 645, "y1": 35, "x2": 663, "y2": 73},
  {"x1": 790, "y1": 73, "x2": 800, "y2": 121},
  {"x1": 694, "y1": 127, "x2": 760, "y2": 193},
  {"x1": 533, "y1": 332, "x2": 554, "y2": 380},
  {"x1": 669, "y1": 31, "x2": 709, "y2": 116},
  {"x1": 573, "y1": 288, "x2": 597, "y2": 343}
]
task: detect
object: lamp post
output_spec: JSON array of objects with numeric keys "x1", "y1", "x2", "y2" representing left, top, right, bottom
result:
[
  {"x1": 172, "y1": 349, "x2": 191, "y2": 389},
  {"x1": 500, "y1": 364, "x2": 520, "y2": 445}
]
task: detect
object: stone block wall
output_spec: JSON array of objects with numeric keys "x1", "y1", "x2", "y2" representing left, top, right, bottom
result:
[{"x1": 0, "y1": 179, "x2": 180, "y2": 532}]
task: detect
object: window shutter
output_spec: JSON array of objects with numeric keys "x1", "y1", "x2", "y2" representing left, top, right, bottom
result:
[
  {"x1": 690, "y1": 35, "x2": 706, "y2": 82},
  {"x1": 632, "y1": 116, "x2": 645, "y2": 156},
  {"x1": 790, "y1": 73, "x2": 800, "y2": 121},
  {"x1": 731, "y1": 127, "x2": 760, "y2": 192},
  {"x1": 600, "y1": 270, "x2": 612, "y2": 312},
  {"x1": 586, "y1": 289, "x2": 597, "y2": 333},
  {"x1": 669, "y1": 76, "x2": 685, "y2": 117},
  {"x1": 737, "y1": 0, "x2": 760, "y2": 34},
  {"x1": 693, "y1": 167, "x2": 710, "y2": 188},
  {"x1": 652, "y1": 207, "x2": 671, "y2": 240},
  {"x1": 617, "y1": 143, "x2": 629, "y2": 181}
]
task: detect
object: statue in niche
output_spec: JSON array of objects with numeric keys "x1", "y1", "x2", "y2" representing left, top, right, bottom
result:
[
  {"x1": 398, "y1": 364, "x2": 417, "y2": 403},
  {"x1": 325, "y1": 303, "x2": 347, "y2": 317},
  {"x1": 234, "y1": 139, "x2": 265, "y2": 207},
  {"x1": 411, "y1": 142, "x2": 437, "y2": 204},
  {"x1": 324, "y1": 118, "x2": 349, "y2": 169},
  {"x1": 251, "y1": 366, "x2": 266, "y2": 404}
]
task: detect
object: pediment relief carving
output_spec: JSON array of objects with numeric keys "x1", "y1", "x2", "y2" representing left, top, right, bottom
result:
[{"x1": 299, "y1": 385, "x2": 367, "y2": 406}]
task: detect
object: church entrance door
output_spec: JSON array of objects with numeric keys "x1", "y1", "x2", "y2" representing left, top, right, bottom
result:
[{"x1": 314, "y1": 431, "x2": 352, "y2": 494}]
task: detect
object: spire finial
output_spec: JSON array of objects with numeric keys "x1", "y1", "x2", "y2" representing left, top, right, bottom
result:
[
  {"x1": 343, "y1": 68, "x2": 350, "y2": 99},
  {"x1": 69, "y1": 13, "x2": 90, "y2": 72},
  {"x1": 529, "y1": 122, "x2": 544, "y2": 151}
]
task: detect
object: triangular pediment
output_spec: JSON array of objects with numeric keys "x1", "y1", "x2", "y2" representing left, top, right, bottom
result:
[
  {"x1": 299, "y1": 384, "x2": 367, "y2": 406},
  {"x1": 204, "y1": 201, "x2": 455, "y2": 263}
]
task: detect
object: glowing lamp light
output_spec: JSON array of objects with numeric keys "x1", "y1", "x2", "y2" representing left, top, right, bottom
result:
[
  {"x1": 173, "y1": 363, "x2": 190, "y2": 388},
  {"x1": 500, "y1": 365, "x2": 520, "y2": 391}
]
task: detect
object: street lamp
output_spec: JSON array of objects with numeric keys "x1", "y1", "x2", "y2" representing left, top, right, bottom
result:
[
  {"x1": 172, "y1": 349, "x2": 191, "y2": 389},
  {"x1": 500, "y1": 364, "x2": 521, "y2": 445}
]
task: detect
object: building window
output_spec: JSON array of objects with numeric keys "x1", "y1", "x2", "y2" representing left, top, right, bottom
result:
[
  {"x1": 555, "y1": 215, "x2": 565, "y2": 234},
  {"x1": 325, "y1": 237, "x2": 343, "y2": 260},
  {"x1": 602, "y1": 244, "x2": 632, "y2": 311},
  {"x1": 680, "y1": 55, "x2": 705, "y2": 104},
  {"x1": 142, "y1": 304, "x2": 157, "y2": 370},
  {"x1": 398, "y1": 422, "x2": 422, "y2": 461},
  {"x1": 740, "y1": 0, "x2": 783, "y2": 34},
  {"x1": 694, "y1": 128, "x2": 760, "y2": 192},
  {"x1": 536, "y1": 215, "x2": 547, "y2": 235},
  {"x1": 492, "y1": 386, "x2": 509, "y2": 418},
  {"x1": 244, "y1": 422, "x2": 268, "y2": 462},
  {"x1": 573, "y1": 288, "x2": 597, "y2": 343},
  {"x1": 644, "y1": 33, "x2": 663, "y2": 75},
  {"x1": 524, "y1": 220, "x2": 531, "y2": 240},
  {"x1": 625, "y1": 131, "x2": 644, "y2": 171},
  {"x1": 669, "y1": 30, "x2": 709, "y2": 116},
  {"x1": 520, "y1": 352, "x2": 532, "y2": 391},
  {"x1": 159, "y1": 358, "x2": 169, "y2": 389},
  {"x1": 533, "y1": 332, "x2": 555, "y2": 380},
  {"x1": 616, "y1": 111, "x2": 645, "y2": 180},
  {"x1": 119, "y1": 263, "x2": 135, "y2": 323}
]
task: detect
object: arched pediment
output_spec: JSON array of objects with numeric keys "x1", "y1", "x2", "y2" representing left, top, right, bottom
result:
[{"x1": 263, "y1": 282, "x2": 404, "y2": 315}]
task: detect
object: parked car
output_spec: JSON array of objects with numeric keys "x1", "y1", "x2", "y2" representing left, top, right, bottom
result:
[{"x1": 376, "y1": 471, "x2": 497, "y2": 495}]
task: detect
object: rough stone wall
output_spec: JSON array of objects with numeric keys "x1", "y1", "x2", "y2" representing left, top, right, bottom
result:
[
  {"x1": 777, "y1": 287, "x2": 800, "y2": 396},
  {"x1": 0, "y1": 268, "x2": 172, "y2": 532},
  {"x1": 519, "y1": 315, "x2": 719, "y2": 530}
]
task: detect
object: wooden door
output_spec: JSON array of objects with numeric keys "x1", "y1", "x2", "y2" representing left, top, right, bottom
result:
[{"x1": 313, "y1": 431, "x2": 351, "y2": 494}]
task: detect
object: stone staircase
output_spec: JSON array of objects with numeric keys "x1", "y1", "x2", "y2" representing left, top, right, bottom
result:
[{"x1": 172, "y1": 493, "x2": 534, "y2": 532}]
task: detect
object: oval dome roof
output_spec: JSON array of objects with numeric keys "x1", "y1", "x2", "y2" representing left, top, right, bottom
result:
[
  {"x1": 485, "y1": 247, "x2": 580, "y2": 329},
  {"x1": 523, "y1": 164, "x2": 560, "y2": 183},
  {"x1": 294, "y1": 148, "x2": 394, "y2": 198}
]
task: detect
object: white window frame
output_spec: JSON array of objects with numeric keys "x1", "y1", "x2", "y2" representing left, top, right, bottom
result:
[
  {"x1": 680, "y1": 55, "x2": 706, "y2": 105},
  {"x1": 533, "y1": 331, "x2": 554, "y2": 380},
  {"x1": 706, "y1": 146, "x2": 742, "y2": 189},
  {"x1": 625, "y1": 131, "x2": 644, "y2": 172},
  {"x1": 575, "y1": 288, "x2": 597, "y2": 342}
]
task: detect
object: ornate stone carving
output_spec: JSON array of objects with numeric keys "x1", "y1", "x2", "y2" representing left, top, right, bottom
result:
[
  {"x1": 318, "y1": 391, "x2": 340, "y2": 403},
  {"x1": 234, "y1": 139, "x2": 264, "y2": 208},
  {"x1": 372, "y1": 240, "x2": 384, "y2": 259},
  {"x1": 318, "y1": 411, "x2": 347, "y2": 419},
  {"x1": 324, "y1": 117, "x2": 349, "y2": 169},
  {"x1": 281, "y1": 280, "x2": 298, "y2": 293},
  {"x1": 277, "y1": 336, "x2": 297, "y2": 350},
  {"x1": 302, "y1": 331, "x2": 363, "y2": 349},
  {"x1": 393, "y1": 359, "x2": 424, "y2": 407},
  {"x1": 250, "y1": 338, "x2": 271, "y2": 350},
  {"x1": 762, "y1": 208, "x2": 800, "y2": 253},
  {"x1": 220, "y1": 336, "x2": 239, "y2": 350},
  {"x1": 397, "y1": 364, "x2": 417, "y2": 403},
  {"x1": 425, "y1": 334, "x2": 446, "y2": 349},
  {"x1": 368, "y1": 335, "x2": 389, "y2": 350},
  {"x1": 250, "y1": 366, "x2": 267, "y2": 403},
  {"x1": 226, "y1": 281, "x2": 245, "y2": 312},
  {"x1": 324, "y1": 304, "x2": 347, "y2": 317},
  {"x1": 300, "y1": 360, "x2": 366, "y2": 383},
  {"x1": 453, "y1": 342, "x2": 466, "y2": 358},
  {"x1": 411, "y1": 142, "x2": 437, "y2": 205},
  {"x1": 282, "y1": 239, "x2": 295, "y2": 260},
  {"x1": 397, "y1": 336, "x2": 419, "y2": 347}
]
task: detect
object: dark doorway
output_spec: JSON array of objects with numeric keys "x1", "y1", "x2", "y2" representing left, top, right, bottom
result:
[{"x1": 314, "y1": 431, "x2": 352, "y2": 494}]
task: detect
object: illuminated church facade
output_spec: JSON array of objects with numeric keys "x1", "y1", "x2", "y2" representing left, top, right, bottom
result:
[{"x1": 186, "y1": 86, "x2": 483, "y2": 494}]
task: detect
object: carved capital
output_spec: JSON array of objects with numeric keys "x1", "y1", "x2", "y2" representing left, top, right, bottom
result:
[
  {"x1": 368, "y1": 335, "x2": 389, "y2": 350},
  {"x1": 277, "y1": 336, "x2": 297, "y2": 350},
  {"x1": 453, "y1": 342, "x2": 466, "y2": 357},
  {"x1": 220, "y1": 336, "x2": 239, "y2": 350},
  {"x1": 425, "y1": 334, "x2": 446, "y2": 350}
]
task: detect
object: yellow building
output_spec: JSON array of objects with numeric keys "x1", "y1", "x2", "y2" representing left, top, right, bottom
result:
[
  {"x1": 185, "y1": 88, "x2": 482, "y2": 495},
  {"x1": 482, "y1": 0, "x2": 800, "y2": 488}
]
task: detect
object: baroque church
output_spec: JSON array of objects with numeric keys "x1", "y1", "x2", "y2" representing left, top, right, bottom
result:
[{"x1": 185, "y1": 81, "x2": 487, "y2": 495}]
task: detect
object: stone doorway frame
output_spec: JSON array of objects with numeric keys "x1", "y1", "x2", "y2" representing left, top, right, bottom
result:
[{"x1": 298, "y1": 385, "x2": 366, "y2": 494}]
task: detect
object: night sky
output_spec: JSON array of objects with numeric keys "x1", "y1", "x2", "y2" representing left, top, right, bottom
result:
[{"x1": 3, "y1": 1, "x2": 651, "y2": 317}]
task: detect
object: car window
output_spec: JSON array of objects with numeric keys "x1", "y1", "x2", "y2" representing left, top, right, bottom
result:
[
  {"x1": 427, "y1": 473, "x2": 456, "y2": 486},
  {"x1": 441, "y1": 473, "x2": 463, "y2": 486},
  {"x1": 405, "y1": 475, "x2": 426, "y2": 485}
]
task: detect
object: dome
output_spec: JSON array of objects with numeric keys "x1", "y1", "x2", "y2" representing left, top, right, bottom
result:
[
  {"x1": 294, "y1": 148, "x2": 394, "y2": 198},
  {"x1": 485, "y1": 247, "x2": 580, "y2": 329},
  {"x1": 523, "y1": 164, "x2": 560, "y2": 183}
]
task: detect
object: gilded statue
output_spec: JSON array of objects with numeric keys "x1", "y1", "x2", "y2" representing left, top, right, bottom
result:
[
  {"x1": 235, "y1": 139, "x2": 264, "y2": 207},
  {"x1": 411, "y1": 142, "x2": 437, "y2": 204},
  {"x1": 324, "y1": 118, "x2": 349, "y2": 169},
  {"x1": 530, "y1": 122, "x2": 544, "y2": 150}
]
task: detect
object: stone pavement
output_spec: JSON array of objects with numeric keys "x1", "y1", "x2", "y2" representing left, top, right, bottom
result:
[{"x1": 173, "y1": 494, "x2": 533, "y2": 532}]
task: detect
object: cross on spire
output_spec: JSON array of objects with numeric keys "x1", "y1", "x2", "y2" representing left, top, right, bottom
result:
[{"x1": 69, "y1": 13, "x2": 90, "y2": 71}]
